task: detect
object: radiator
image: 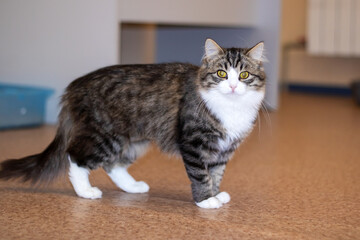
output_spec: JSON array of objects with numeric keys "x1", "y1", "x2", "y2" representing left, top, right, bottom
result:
[{"x1": 308, "y1": 0, "x2": 360, "y2": 56}]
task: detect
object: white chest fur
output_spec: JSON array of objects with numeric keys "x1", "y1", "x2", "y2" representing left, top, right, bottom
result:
[{"x1": 200, "y1": 89, "x2": 264, "y2": 150}]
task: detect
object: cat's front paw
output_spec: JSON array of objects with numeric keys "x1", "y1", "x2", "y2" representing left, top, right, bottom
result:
[
  {"x1": 215, "y1": 191, "x2": 231, "y2": 204},
  {"x1": 124, "y1": 181, "x2": 150, "y2": 193},
  {"x1": 196, "y1": 197, "x2": 223, "y2": 209}
]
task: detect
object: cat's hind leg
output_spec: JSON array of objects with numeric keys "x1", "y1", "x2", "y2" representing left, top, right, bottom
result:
[
  {"x1": 108, "y1": 166, "x2": 149, "y2": 193},
  {"x1": 107, "y1": 140, "x2": 150, "y2": 193},
  {"x1": 68, "y1": 157, "x2": 102, "y2": 199}
]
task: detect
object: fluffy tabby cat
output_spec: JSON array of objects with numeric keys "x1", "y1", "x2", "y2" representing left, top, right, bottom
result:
[{"x1": 0, "y1": 39, "x2": 265, "y2": 209}]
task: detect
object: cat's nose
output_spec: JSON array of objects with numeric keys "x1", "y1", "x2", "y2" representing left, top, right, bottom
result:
[{"x1": 230, "y1": 85, "x2": 237, "y2": 92}]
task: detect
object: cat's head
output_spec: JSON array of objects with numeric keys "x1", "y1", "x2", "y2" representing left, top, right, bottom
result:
[{"x1": 199, "y1": 39, "x2": 266, "y2": 96}]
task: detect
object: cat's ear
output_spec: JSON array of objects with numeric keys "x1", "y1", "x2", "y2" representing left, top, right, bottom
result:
[
  {"x1": 246, "y1": 42, "x2": 265, "y2": 62},
  {"x1": 204, "y1": 39, "x2": 224, "y2": 59}
]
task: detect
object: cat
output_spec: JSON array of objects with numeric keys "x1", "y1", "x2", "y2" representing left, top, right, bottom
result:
[{"x1": 0, "y1": 39, "x2": 265, "y2": 209}]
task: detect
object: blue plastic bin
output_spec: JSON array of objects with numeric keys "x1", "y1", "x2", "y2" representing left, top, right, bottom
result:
[{"x1": 0, "y1": 83, "x2": 54, "y2": 129}]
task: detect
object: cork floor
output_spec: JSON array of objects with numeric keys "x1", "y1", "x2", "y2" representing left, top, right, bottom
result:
[{"x1": 0, "y1": 93, "x2": 359, "y2": 239}]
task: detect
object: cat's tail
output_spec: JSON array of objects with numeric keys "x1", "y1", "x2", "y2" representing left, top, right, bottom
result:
[{"x1": 0, "y1": 125, "x2": 69, "y2": 186}]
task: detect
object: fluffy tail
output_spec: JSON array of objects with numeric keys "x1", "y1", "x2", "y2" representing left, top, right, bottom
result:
[{"x1": 0, "y1": 129, "x2": 68, "y2": 185}]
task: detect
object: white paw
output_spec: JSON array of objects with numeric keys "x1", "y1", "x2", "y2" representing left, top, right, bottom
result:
[
  {"x1": 215, "y1": 192, "x2": 231, "y2": 204},
  {"x1": 196, "y1": 197, "x2": 223, "y2": 209},
  {"x1": 76, "y1": 187, "x2": 103, "y2": 199},
  {"x1": 123, "y1": 181, "x2": 150, "y2": 193}
]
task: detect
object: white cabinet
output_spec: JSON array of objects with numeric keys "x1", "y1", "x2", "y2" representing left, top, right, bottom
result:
[{"x1": 119, "y1": 0, "x2": 257, "y2": 27}]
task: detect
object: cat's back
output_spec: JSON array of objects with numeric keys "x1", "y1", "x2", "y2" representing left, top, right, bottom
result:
[
  {"x1": 61, "y1": 63, "x2": 199, "y2": 150},
  {"x1": 65, "y1": 63, "x2": 199, "y2": 97}
]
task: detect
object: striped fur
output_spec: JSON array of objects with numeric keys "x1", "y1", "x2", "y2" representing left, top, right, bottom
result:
[{"x1": 0, "y1": 39, "x2": 265, "y2": 207}]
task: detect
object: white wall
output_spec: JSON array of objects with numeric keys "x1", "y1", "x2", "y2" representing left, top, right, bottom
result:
[{"x1": 0, "y1": 0, "x2": 119, "y2": 123}]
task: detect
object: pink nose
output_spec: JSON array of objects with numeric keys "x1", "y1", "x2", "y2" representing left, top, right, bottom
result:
[{"x1": 230, "y1": 85, "x2": 237, "y2": 92}]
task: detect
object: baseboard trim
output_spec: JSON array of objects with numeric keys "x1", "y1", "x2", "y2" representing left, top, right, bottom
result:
[{"x1": 287, "y1": 84, "x2": 352, "y2": 96}]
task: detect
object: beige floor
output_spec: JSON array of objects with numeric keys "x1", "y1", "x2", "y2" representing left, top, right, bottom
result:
[{"x1": 0, "y1": 93, "x2": 359, "y2": 239}]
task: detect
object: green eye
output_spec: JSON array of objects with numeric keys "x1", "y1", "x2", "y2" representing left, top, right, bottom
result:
[
  {"x1": 217, "y1": 70, "x2": 227, "y2": 78},
  {"x1": 240, "y1": 71, "x2": 249, "y2": 79}
]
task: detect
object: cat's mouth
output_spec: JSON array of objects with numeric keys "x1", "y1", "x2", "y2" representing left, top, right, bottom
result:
[{"x1": 223, "y1": 87, "x2": 246, "y2": 96}]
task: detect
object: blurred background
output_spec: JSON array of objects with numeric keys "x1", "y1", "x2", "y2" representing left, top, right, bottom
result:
[
  {"x1": 0, "y1": 0, "x2": 359, "y2": 126},
  {"x1": 1, "y1": 2, "x2": 360, "y2": 238}
]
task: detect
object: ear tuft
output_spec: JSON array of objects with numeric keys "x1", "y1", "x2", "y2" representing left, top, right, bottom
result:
[
  {"x1": 247, "y1": 42, "x2": 265, "y2": 62},
  {"x1": 204, "y1": 39, "x2": 224, "y2": 59}
]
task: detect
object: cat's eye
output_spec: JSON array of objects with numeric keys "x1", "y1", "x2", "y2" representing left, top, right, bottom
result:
[
  {"x1": 217, "y1": 70, "x2": 227, "y2": 78},
  {"x1": 240, "y1": 71, "x2": 249, "y2": 79}
]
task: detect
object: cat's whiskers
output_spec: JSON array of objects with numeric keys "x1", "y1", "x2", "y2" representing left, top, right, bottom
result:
[
  {"x1": 260, "y1": 101, "x2": 273, "y2": 136},
  {"x1": 257, "y1": 111, "x2": 261, "y2": 138},
  {"x1": 261, "y1": 101, "x2": 272, "y2": 126}
]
